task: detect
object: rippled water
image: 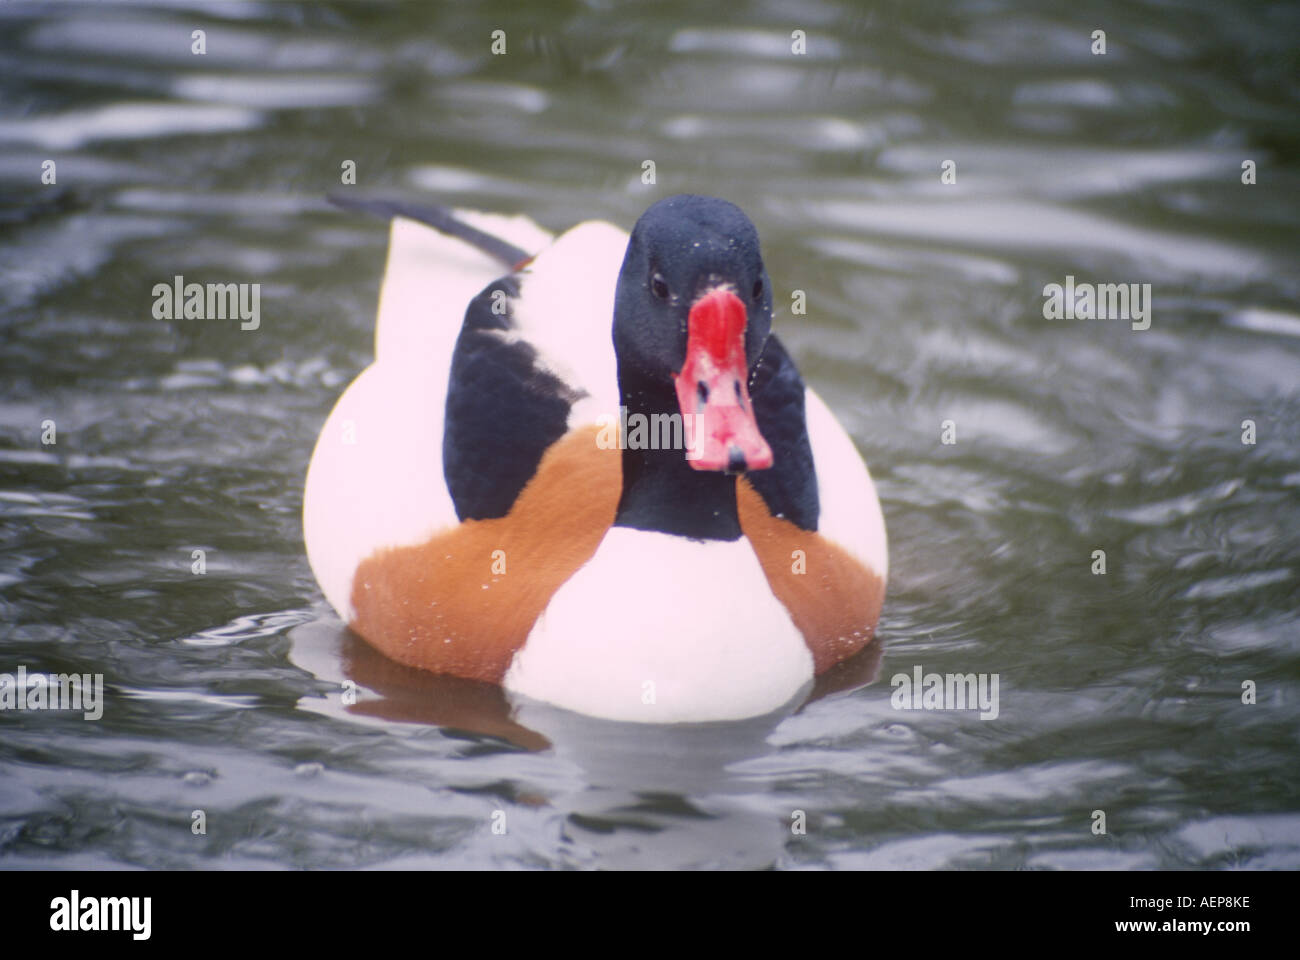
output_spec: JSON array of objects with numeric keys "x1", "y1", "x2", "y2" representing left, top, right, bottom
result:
[{"x1": 2, "y1": 0, "x2": 1298, "y2": 869}]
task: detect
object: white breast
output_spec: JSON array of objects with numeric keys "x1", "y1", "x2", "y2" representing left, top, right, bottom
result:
[{"x1": 504, "y1": 528, "x2": 814, "y2": 723}]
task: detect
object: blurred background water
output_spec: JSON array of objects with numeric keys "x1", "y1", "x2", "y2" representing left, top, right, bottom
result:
[{"x1": 1, "y1": 0, "x2": 1298, "y2": 869}]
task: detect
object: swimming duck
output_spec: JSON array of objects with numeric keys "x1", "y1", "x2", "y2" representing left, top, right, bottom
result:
[{"x1": 303, "y1": 194, "x2": 887, "y2": 724}]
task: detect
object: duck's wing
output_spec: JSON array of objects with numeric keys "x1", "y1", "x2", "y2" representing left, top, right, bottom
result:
[
  {"x1": 745, "y1": 331, "x2": 887, "y2": 577},
  {"x1": 746, "y1": 333, "x2": 820, "y2": 530},
  {"x1": 303, "y1": 199, "x2": 553, "y2": 621},
  {"x1": 441, "y1": 220, "x2": 628, "y2": 521},
  {"x1": 740, "y1": 333, "x2": 888, "y2": 673}
]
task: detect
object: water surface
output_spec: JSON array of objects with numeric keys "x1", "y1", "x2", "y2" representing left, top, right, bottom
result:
[{"x1": 1, "y1": 0, "x2": 1298, "y2": 869}]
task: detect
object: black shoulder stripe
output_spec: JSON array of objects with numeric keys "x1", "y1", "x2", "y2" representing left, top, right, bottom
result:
[
  {"x1": 747, "y1": 333, "x2": 819, "y2": 531},
  {"x1": 443, "y1": 275, "x2": 579, "y2": 521},
  {"x1": 328, "y1": 192, "x2": 531, "y2": 268}
]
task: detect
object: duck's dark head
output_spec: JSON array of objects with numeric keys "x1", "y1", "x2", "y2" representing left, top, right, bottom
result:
[
  {"x1": 612, "y1": 195, "x2": 775, "y2": 539},
  {"x1": 614, "y1": 194, "x2": 774, "y2": 472}
]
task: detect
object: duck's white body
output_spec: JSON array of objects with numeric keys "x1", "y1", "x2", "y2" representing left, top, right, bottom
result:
[
  {"x1": 506, "y1": 528, "x2": 813, "y2": 723},
  {"x1": 304, "y1": 203, "x2": 887, "y2": 723}
]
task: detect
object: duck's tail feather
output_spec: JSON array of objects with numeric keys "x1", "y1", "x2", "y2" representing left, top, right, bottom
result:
[{"x1": 327, "y1": 191, "x2": 531, "y2": 269}]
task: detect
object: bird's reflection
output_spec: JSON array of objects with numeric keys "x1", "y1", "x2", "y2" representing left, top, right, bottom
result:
[{"x1": 288, "y1": 616, "x2": 883, "y2": 867}]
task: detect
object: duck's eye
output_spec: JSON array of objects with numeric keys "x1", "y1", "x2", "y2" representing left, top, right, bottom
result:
[
  {"x1": 752, "y1": 278, "x2": 764, "y2": 300},
  {"x1": 651, "y1": 273, "x2": 670, "y2": 301}
]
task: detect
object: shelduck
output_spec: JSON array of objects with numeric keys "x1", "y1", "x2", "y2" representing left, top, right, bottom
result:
[{"x1": 304, "y1": 194, "x2": 887, "y2": 723}]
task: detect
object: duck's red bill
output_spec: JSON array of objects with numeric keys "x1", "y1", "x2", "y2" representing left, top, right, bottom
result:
[{"x1": 673, "y1": 288, "x2": 773, "y2": 473}]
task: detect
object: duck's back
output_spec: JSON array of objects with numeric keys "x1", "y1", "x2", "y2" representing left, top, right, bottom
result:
[
  {"x1": 303, "y1": 209, "x2": 636, "y2": 669},
  {"x1": 303, "y1": 210, "x2": 555, "y2": 623}
]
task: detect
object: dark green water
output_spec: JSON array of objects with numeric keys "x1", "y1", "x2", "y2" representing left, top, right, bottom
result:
[{"x1": 1, "y1": 0, "x2": 1298, "y2": 869}]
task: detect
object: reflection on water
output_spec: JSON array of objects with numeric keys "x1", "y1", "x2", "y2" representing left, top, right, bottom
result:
[
  {"x1": 289, "y1": 620, "x2": 884, "y2": 869},
  {"x1": 1, "y1": 0, "x2": 1298, "y2": 869}
]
